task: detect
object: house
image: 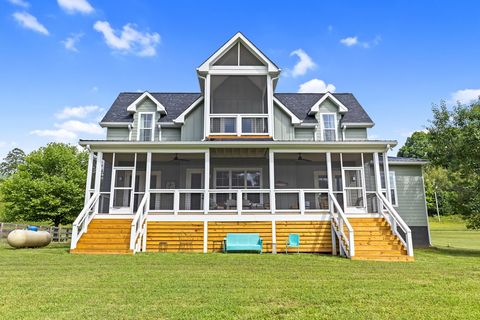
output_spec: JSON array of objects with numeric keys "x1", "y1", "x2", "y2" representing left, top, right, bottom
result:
[{"x1": 70, "y1": 32, "x2": 430, "y2": 261}]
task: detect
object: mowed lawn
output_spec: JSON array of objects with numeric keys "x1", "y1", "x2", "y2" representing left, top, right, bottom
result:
[{"x1": 1, "y1": 219, "x2": 480, "y2": 319}]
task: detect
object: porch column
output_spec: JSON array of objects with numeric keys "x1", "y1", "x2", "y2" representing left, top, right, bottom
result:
[
  {"x1": 384, "y1": 152, "x2": 392, "y2": 202},
  {"x1": 94, "y1": 152, "x2": 103, "y2": 213},
  {"x1": 84, "y1": 151, "x2": 94, "y2": 206},
  {"x1": 268, "y1": 149, "x2": 275, "y2": 214},
  {"x1": 326, "y1": 152, "x2": 337, "y2": 255},
  {"x1": 373, "y1": 152, "x2": 383, "y2": 213},
  {"x1": 142, "y1": 152, "x2": 152, "y2": 252},
  {"x1": 204, "y1": 149, "x2": 210, "y2": 214}
]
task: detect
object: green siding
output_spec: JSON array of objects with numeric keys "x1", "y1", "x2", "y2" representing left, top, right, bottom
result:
[
  {"x1": 345, "y1": 128, "x2": 368, "y2": 140},
  {"x1": 294, "y1": 128, "x2": 314, "y2": 141},
  {"x1": 106, "y1": 127, "x2": 129, "y2": 140},
  {"x1": 273, "y1": 103, "x2": 294, "y2": 140},
  {"x1": 162, "y1": 128, "x2": 181, "y2": 141},
  {"x1": 390, "y1": 164, "x2": 428, "y2": 227},
  {"x1": 181, "y1": 103, "x2": 204, "y2": 141},
  {"x1": 132, "y1": 98, "x2": 160, "y2": 141},
  {"x1": 314, "y1": 99, "x2": 342, "y2": 140}
]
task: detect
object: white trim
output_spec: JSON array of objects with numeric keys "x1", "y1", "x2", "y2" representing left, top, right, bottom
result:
[
  {"x1": 99, "y1": 122, "x2": 130, "y2": 128},
  {"x1": 388, "y1": 171, "x2": 399, "y2": 207},
  {"x1": 341, "y1": 122, "x2": 375, "y2": 128},
  {"x1": 148, "y1": 214, "x2": 330, "y2": 222},
  {"x1": 137, "y1": 112, "x2": 155, "y2": 142},
  {"x1": 319, "y1": 113, "x2": 338, "y2": 142},
  {"x1": 308, "y1": 92, "x2": 348, "y2": 116},
  {"x1": 197, "y1": 32, "x2": 280, "y2": 73},
  {"x1": 273, "y1": 96, "x2": 302, "y2": 125},
  {"x1": 126, "y1": 92, "x2": 167, "y2": 114},
  {"x1": 173, "y1": 96, "x2": 204, "y2": 124}
]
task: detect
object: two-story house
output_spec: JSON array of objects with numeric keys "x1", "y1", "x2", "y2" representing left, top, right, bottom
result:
[{"x1": 70, "y1": 33, "x2": 430, "y2": 261}]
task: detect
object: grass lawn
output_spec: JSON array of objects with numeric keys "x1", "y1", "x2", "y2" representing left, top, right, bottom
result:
[
  {"x1": 429, "y1": 215, "x2": 480, "y2": 250},
  {"x1": 1, "y1": 241, "x2": 480, "y2": 319}
]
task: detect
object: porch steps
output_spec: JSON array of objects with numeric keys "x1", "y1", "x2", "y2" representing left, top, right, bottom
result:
[
  {"x1": 70, "y1": 219, "x2": 133, "y2": 255},
  {"x1": 347, "y1": 218, "x2": 413, "y2": 262}
]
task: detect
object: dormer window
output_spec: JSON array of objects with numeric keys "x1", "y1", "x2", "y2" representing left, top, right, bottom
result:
[
  {"x1": 321, "y1": 114, "x2": 336, "y2": 141},
  {"x1": 138, "y1": 112, "x2": 154, "y2": 141}
]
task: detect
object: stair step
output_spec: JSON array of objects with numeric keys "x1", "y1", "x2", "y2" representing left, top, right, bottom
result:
[
  {"x1": 71, "y1": 248, "x2": 132, "y2": 255},
  {"x1": 79, "y1": 238, "x2": 130, "y2": 244},
  {"x1": 76, "y1": 243, "x2": 130, "y2": 250},
  {"x1": 352, "y1": 255, "x2": 414, "y2": 262}
]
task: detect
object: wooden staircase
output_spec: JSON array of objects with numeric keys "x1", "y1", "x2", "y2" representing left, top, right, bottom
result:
[
  {"x1": 70, "y1": 219, "x2": 133, "y2": 254},
  {"x1": 348, "y1": 218, "x2": 413, "y2": 262}
]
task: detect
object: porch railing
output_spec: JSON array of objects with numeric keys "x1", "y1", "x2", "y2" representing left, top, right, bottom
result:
[
  {"x1": 70, "y1": 192, "x2": 100, "y2": 250},
  {"x1": 148, "y1": 189, "x2": 329, "y2": 214},
  {"x1": 209, "y1": 114, "x2": 268, "y2": 135},
  {"x1": 375, "y1": 192, "x2": 414, "y2": 256},
  {"x1": 328, "y1": 192, "x2": 355, "y2": 258},
  {"x1": 130, "y1": 192, "x2": 149, "y2": 254}
]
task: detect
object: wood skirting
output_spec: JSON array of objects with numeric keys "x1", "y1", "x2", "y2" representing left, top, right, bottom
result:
[{"x1": 144, "y1": 220, "x2": 332, "y2": 254}]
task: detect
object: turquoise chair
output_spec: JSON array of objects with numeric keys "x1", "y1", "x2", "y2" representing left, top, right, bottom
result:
[{"x1": 286, "y1": 234, "x2": 300, "y2": 254}]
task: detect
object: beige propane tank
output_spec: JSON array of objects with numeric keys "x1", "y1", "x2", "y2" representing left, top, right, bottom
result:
[{"x1": 7, "y1": 230, "x2": 52, "y2": 248}]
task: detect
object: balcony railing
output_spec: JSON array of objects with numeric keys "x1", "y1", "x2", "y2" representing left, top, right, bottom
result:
[
  {"x1": 148, "y1": 189, "x2": 329, "y2": 215},
  {"x1": 209, "y1": 114, "x2": 268, "y2": 136}
]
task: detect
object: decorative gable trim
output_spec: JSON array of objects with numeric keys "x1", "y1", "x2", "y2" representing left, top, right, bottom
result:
[
  {"x1": 197, "y1": 32, "x2": 279, "y2": 73},
  {"x1": 308, "y1": 92, "x2": 348, "y2": 116},
  {"x1": 273, "y1": 97, "x2": 302, "y2": 125},
  {"x1": 173, "y1": 96, "x2": 204, "y2": 124},
  {"x1": 126, "y1": 92, "x2": 167, "y2": 114}
]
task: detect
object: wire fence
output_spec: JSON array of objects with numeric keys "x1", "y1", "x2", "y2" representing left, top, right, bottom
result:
[{"x1": 0, "y1": 222, "x2": 72, "y2": 242}]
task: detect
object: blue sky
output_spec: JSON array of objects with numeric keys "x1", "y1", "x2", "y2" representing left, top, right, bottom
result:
[{"x1": 1, "y1": 0, "x2": 479, "y2": 158}]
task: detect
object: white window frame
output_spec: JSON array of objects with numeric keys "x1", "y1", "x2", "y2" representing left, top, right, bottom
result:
[
  {"x1": 389, "y1": 171, "x2": 399, "y2": 207},
  {"x1": 137, "y1": 112, "x2": 155, "y2": 142},
  {"x1": 320, "y1": 113, "x2": 337, "y2": 141}
]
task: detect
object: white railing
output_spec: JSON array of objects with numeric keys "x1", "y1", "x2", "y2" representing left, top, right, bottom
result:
[
  {"x1": 328, "y1": 192, "x2": 355, "y2": 258},
  {"x1": 209, "y1": 114, "x2": 269, "y2": 136},
  {"x1": 376, "y1": 192, "x2": 414, "y2": 256},
  {"x1": 275, "y1": 189, "x2": 329, "y2": 214},
  {"x1": 70, "y1": 192, "x2": 100, "y2": 250},
  {"x1": 130, "y1": 192, "x2": 150, "y2": 254}
]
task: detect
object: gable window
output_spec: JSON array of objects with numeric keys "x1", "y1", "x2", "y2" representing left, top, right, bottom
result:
[
  {"x1": 138, "y1": 112, "x2": 154, "y2": 141},
  {"x1": 389, "y1": 171, "x2": 398, "y2": 206},
  {"x1": 321, "y1": 114, "x2": 336, "y2": 141}
]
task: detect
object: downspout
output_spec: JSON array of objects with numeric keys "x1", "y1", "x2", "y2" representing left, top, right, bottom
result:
[
  {"x1": 270, "y1": 74, "x2": 281, "y2": 140},
  {"x1": 342, "y1": 124, "x2": 347, "y2": 141},
  {"x1": 198, "y1": 74, "x2": 208, "y2": 141},
  {"x1": 128, "y1": 124, "x2": 133, "y2": 141}
]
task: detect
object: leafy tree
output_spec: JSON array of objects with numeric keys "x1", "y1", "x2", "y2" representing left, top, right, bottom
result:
[
  {"x1": 0, "y1": 148, "x2": 26, "y2": 177},
  {"x1": 0, "y1": 143, "x2": 88, "y2": 226},
  {"x1": 427, "y1": 99, "x2": 480, "y2": 228},
  {"x1": 397, "y1": 131, "x2": 432, "y2": 159}
]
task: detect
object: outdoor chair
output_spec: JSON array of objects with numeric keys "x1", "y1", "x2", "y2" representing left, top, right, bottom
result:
[{"x1": 286, "y1": 234, "x2": 300, "y2": 254}]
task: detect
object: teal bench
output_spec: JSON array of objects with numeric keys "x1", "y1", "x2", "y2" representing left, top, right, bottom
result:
[{"x1": 223, "y1": 233, "x2": 263, "y2": 254}]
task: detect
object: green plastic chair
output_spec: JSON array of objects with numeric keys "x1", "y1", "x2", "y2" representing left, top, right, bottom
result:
[{"x1": 286, "y1": 234, "x2": 300, "y2": 254}]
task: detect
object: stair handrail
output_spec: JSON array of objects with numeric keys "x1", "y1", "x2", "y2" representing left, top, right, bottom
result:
[
  {"x1": 70, "y1": 192, "x2": 100, "y2": 250},
  {"x1": 328, "y1": 192, "x2": 355, "y2": 258},
  {"x1": 375, "y1": 192, "x2": 414, "y2": 256},
  {"x1": 130, "y1": 192, "x2": 149, "y2": 254}
]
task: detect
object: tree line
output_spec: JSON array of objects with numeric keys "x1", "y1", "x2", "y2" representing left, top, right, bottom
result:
[{"x1": 398, "y1": 99, "x2": 480, "y2": 229}]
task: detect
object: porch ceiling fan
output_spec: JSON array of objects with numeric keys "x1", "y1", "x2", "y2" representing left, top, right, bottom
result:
[
  {"x1": 169, "y1": 153, "x2": 190, "y2": 162},
  {"x1": 297, "y1": 153, "x2": 312, "y2": 162}
]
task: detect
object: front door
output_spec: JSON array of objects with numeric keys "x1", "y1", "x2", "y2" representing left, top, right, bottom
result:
[
  {"x1": 343, "y1": 168, "x2": 366, "y2": 213},
  {"x1": 186, "y1": 169, "x2": 204, "y2": 210},
  {"x1": 111, "y1": 168, "x2": 134, "y2": 214}
]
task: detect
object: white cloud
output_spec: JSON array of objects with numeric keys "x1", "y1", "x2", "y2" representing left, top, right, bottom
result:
[
  {"x1": 340, "y1": 36, "x2": 358, "y2": 47},
  {"x1": 55, "y1": 105, "x2": 100, "y2": 119},
  {"x1": 93, "y1": 21, "x2": 161, "y2": 57},
  {"x1": 91, "y1": 86, "x2": 99, "y2": 92},
  {"x1": 451, "y1": 89, "x2": 480, "y2": 104},
  {"x1": 55, "y1": 120, "x2": 104, "y2": 135},
  {"x1": 57, "y1": 0, "x2": 94, "y2": 14},
  {"x1": 30, "y1": 129, "x2": 77, "y2": 141},
  {"x1": 8, "y1": 0, "x2": 29, "y2": 8},
  {"x1": 12, "y1": 12, "x2": 49, "y2": 35},
  {"x1": 62, "y1": 33, "x2": 83, "y2": 52},
  {"x1": 289, "y1": 49, "x2": 316, "y2": 77},
  {"x1": 298, "y1": 78, "x2": 336, "y2": 93},
  {"x1": 340, "y1": 35, "x2": 381, "y2": 48}
]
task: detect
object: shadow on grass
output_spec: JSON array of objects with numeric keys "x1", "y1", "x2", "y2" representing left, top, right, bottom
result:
[{"x1": 424, "y1": 246, "x2": 480, "y2": 258}]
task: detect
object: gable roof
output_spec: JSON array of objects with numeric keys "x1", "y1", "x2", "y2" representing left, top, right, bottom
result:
[
  {"x1": 197, "y1": 32, "x2": 280, "y2": 73},
  {"x1": 101, "y1": 93, "x2": 202, "y2": 125},
  {"x1": 274, "y1": 93, "x2": 374, "y2": 125},
  {"x1": 101, "y1": 92, "x2": 373, "y2": 127}
]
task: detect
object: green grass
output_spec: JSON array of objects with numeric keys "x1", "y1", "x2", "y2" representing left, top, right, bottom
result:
[
  {"x1": 1, "y1": 241, "x2": 480, "y2": 319},
  {"x1": 429, "y1": 215, "x2": 480, "y2": 250}
]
